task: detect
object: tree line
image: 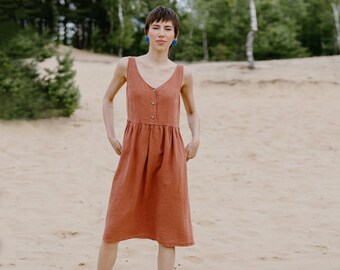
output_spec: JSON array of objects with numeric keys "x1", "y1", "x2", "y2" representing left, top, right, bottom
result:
[{"x1": 0, "y1": 0, "x2": 339, "y2": 62}]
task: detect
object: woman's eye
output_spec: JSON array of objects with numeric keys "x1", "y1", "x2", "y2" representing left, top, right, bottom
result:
[{"x1": 152, "y1": 27, "x2": 172, "y2": 30}]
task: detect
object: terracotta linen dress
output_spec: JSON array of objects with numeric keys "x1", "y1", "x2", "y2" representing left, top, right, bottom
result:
[{"x1": 103, "y1": 56, "x2": 194, "y2": 247}]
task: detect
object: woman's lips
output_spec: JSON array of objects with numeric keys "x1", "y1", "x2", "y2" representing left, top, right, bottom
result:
[{"x1": 156, "y1": 40, "x2": 166, "y2": 44}]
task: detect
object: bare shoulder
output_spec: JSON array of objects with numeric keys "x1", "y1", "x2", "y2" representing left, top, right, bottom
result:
[
  {"x1": 181, "y1": 65, "x2": 193, "y2": 88},
  {"x1": 115, "y1": 56, "x2": 129, "y2": 79}
]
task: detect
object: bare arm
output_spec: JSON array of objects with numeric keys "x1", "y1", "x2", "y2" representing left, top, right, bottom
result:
[
  {"x1": 102, "y1": 57, "x2": 128, "y2": 155},
  {"x1": 181, "y1": 66, "x2": 200, "y2": 161}
]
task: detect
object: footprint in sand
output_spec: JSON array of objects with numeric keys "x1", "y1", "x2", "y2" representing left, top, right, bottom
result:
[
  {"x1": 196, "y1": 220, "x2": 215, "y2": 227},
  {"x1": 259, "y1": 256, "x2": 285, "y2": 260},
  {"x1": 183, "y1": 255, "x2": 204, "y2": 264},
  {"x1": 0, "y1": 263, "x2": 16, "y2": 268},
  {"x1": 54, "y1": 231, "x2": 79, "y2": 239},
  {"x1": 309, "y1": 244, "x2": 328, "y2": 252},
  {"x1": 248, "y1": 152, "x2": 257, "y2": 160}
]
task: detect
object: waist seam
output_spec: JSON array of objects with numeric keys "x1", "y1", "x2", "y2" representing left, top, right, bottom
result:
[{"x1": 127, "y1": 119, "x2": 179, "y2": 128}]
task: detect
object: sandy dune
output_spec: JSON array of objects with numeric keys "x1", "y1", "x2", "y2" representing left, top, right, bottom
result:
[{"x1": 1, "y1": 47, "x2": 340, "y2": 269}]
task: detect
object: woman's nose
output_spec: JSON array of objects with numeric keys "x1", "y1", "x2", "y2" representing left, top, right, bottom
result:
[{"x1": 159, "y1": 28, "x2": 165, "y2": 36}]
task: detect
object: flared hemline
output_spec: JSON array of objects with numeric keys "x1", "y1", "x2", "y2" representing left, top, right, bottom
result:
[{"x1": 103, "y1": 234, "x2": 195, "y2": 247}]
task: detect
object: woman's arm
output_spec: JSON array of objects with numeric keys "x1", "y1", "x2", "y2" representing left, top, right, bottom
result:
[
  {"x1": 102, "y1": 57, "x2": 128, "y2": 155},
  {"x1": 181, "y1": 66, "x2": 200, "y2": 161}
]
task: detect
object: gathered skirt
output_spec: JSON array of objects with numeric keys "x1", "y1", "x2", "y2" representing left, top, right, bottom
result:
[{"x1": 102, "y1": 120, "x2": 194, "y2": 247}]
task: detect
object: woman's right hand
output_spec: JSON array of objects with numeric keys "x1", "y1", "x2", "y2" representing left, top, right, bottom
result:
[{"x1": 108, "y1": 137, "x2": 122, "y2": 156}]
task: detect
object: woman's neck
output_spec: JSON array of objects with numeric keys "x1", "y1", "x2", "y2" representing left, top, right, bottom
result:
[{"x1": 144, "y1": 50, "x2": 170, "y2": 65}]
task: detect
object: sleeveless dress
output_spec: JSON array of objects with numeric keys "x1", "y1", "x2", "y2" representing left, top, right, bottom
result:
[{"x1": 102, "y1": 56, "x2": 194, "y2": 247}]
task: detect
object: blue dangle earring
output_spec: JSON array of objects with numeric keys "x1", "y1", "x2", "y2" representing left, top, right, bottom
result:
[
  {"x1": 145, "y1": 36, "x2": 150, "y2": 43},
  {"x1": 171, "y1": 40, "x2": 177, "y2": 46}
]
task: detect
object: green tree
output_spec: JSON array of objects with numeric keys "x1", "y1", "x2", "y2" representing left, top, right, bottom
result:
[
  {"x1": 253, "y1": 0, "x2": 309, "y2": 59},
  {"x1": 299, "y1": 0, "x2": 338, "y2": 55}
]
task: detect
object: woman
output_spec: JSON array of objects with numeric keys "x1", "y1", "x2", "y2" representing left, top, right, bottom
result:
[{"x1": 97, "y1": 5, "x2": 200, "y2": 270}]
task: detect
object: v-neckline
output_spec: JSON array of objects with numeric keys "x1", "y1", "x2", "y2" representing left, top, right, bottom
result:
[{"x1": 133, "y1": 57, "x2": 178, "y2": 90}]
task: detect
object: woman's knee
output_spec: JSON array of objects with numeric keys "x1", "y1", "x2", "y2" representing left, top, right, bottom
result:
[
  {"x1": 102, "y1": 240, "x2": 119, "y2": 247},
  {"x1": 158, "y1": 242, "x2": 175, "y2": 249}
]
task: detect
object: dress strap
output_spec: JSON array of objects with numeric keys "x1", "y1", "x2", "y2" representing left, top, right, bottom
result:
[
  {"x1": 178, "y1": 64, "x2": 184, "y2": 89},
  {"x1": 126, "y1": 56, "x2": 134, "y2": 81}
]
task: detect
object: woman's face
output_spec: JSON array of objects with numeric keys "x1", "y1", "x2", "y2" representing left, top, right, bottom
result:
[{"x1": 146, "y1": 20, "x2": 177, "y2": 51}]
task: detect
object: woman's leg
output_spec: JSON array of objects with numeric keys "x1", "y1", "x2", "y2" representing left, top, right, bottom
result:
[
  {"x1": 97, "y1": 241, "x2": 119, "y2": 270},
  {"x1": 157, "y1": 243, "x2": 175, "y2": 270}
]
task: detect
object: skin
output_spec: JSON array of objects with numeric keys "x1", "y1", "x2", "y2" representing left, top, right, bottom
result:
[{"x1": 97, "y1": 20, "x2": 200, "y2": 270}]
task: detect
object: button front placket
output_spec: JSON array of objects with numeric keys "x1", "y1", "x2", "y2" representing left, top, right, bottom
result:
[{"x1": 150, "y1": 88, "x2": 157, "y2": 122}]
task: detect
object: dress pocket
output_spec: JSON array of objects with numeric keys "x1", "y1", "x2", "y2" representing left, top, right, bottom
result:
[{"x1": 178, "y1": 134, "x2": 187, "y2": 157}]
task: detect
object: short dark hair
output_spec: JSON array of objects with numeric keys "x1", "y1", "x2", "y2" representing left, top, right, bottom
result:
[{"x1": 144, "y1": 5, "x2": 180, "y2": 39}]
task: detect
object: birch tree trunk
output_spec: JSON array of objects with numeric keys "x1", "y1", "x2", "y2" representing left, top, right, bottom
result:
[
  {"x1": 118, "y1": 0, "x2": 124, "y2": 57},
  {"x1": 331, "y1": 1, "x2": 340, "y2": 52},
  {"x1": 246, "y1": 0, "x2": 258, "y2": 69}
]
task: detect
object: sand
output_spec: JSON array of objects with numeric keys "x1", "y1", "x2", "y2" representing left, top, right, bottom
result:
[{"x1": 1, "y1": 47, "x2": 340, "y2": 269}]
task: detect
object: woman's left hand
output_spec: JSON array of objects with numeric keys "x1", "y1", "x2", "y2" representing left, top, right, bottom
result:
[{"x1": 185, "y1": 139, "x2": 200, "y2": 161}]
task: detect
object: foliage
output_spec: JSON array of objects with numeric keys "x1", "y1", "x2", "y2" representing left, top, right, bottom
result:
[
  {"x1": 0, "y1": 48, "x2": 80, "y2": 120},
  {"x1": 0, "y1": 52, "x2": 47, "y2": 119},
  {"x1": 0, "y1": 0, "x2": 339, "y2": 61},
  {"x1": 40, "y1": 50, "x2": 81, "y2": 117},
  {"x1": 1, "y1": 28, "x2": 56, "y2": 61}
]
